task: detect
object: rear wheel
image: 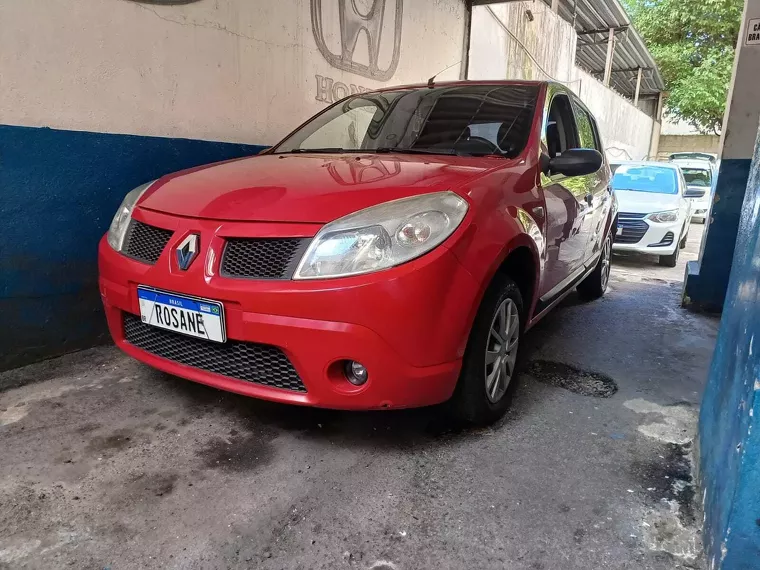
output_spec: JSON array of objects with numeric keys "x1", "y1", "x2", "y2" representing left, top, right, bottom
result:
[
  {"x1": 577, "y1": 232, "x2": 612, "y2": 300},
  {"x1": 448, "y1": 276, "x2": 523, "y2": 425}
]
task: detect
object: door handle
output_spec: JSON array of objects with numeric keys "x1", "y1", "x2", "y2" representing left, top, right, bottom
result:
[{"x1": 585, "y1": 193, "x2": 593, "y2": 206}]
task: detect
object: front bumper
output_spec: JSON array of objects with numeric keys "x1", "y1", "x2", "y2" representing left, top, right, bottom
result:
[
  {"x1": 98, "y1": 211, "x2": 480, "y2": 410},
  {"x1": 613, "y1": 215, "x2": 680, "y2": 256}
]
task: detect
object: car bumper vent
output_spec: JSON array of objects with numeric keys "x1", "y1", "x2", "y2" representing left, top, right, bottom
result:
[
  {"x1": 123, "y1": 313, "x2": 307, "y2": 392},
  {"x1": 220, "y1": 238, "x2": 311, "y2": 279},
  {"x1": 123, "y1": 220, "x2": 174, "y2": 264},
  {"x1": 649, "y1": 232, "x2": 674, "y2": 248},
  {"x1": 616, "y1": 213, "x2": 649, "y2": 244}
]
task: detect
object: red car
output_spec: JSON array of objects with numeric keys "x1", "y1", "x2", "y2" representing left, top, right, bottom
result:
[{"x1": 99, "y1": 81, "x2": 615, "y2": 424}]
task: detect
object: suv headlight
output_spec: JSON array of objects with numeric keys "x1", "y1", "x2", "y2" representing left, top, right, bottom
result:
[
  {"x1": 106, "y1": 181, "x2": 155, "y2": 251},
  {"x1": 293, "y1": 191, "x2": 469, "y2": 280},
  {"x1": 647, "y1": 210, "x2": 679, "y2": 223}
]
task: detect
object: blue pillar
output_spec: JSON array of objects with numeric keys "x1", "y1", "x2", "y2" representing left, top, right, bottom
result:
[
  {"x1": 700, "y1": 122, "x2": 760, "y2": 570},
  {"x1": 684, "y1": 0, "x2": 760, "y2": 312}
]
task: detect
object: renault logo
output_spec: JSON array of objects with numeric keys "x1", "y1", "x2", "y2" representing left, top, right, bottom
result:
[
  {"x1": 311, "y1": 0, "x2": 403, "y2": 81},
  {"x1": 176, "y1": 234, "x2": 200, "y2": 271}
]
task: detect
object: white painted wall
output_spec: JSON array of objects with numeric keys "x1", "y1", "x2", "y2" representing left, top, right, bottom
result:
[
  {"x1": 469, "y1": 2, "x2": 656, "y2": 161},
  {"x1": 0, "y1": 0, "x2": 466, "y2": 145}
]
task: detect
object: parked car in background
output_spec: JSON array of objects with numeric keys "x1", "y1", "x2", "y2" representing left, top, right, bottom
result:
[
  {"x1": 668, "y1": 152, "x2": 717, "y2": 164},
  {"x1": 611, "y1": 162, "x2": 692, "y2": 267},
  {"x1": 669, "y1": 157, "x2": 715, "y2": 223},
  {"x1": 99, "y1": 80, "x2": 614, "y2": 425}
]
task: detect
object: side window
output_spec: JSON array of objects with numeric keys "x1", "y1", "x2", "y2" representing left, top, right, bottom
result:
[
  {"x1": 545, "y1": 94, "x2": 579, "y2": 159},
  {"x1": 573, "y1": 102, "x2": 597, "y2": 150}
]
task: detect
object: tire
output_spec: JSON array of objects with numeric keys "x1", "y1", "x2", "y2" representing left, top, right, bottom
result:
[
  {"x1": 577, "y1": 232, "x2": 612, "y2": 300},
  {"x1": 448, "y1": 276, "x2": 524, "y2": 426},
  {"x1": 659, "y1": 246, "x2": 679, "y2": 267}
]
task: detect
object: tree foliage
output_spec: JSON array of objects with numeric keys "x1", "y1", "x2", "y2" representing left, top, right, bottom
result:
[{"x1": 625, "y1": 0, "x2": 743, "y2": 134}]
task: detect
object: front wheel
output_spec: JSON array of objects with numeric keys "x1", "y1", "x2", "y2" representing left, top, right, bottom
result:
[
  {"x1": 577, "y1": 232, "x2": 612, "y2": 300},
  {"x1": 659, "y1": 246, "x2": 679, "y2": 267},
  {"x1": 448, "y1": 276, "x2": 523, "y2": 425}
]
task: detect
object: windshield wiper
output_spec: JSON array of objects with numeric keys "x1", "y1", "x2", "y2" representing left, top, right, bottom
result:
[
  {"x1": 372, "y1": 147, "x2": 457, "y2": 156},
  {"x1": 275, "y1": 148, "x2": 348, "y2": 154}
]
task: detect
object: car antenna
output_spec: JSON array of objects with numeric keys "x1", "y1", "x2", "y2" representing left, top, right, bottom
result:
[{"x1": 427, "y1": 60, "x2": 463, "y2": 88}]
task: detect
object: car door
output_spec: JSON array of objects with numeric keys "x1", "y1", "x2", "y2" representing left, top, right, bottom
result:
[
  {"x1": 571, "y1": 98, "x2": 612, "y2": 262},
  {"x1": 538, "y1": 88, "x2": 595, "y2": 300}
]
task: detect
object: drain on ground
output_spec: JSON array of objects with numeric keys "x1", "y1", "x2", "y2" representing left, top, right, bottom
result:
[{"x1": 527, "y1": 360, "x2": 618, "y2": 397}]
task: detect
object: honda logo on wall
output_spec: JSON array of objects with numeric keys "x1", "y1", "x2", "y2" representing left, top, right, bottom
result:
[{"x1": 311, "y1": 0, "x2": 403, "y2": 81}]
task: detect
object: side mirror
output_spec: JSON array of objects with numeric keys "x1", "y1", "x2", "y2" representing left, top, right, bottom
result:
[
  {"x1": 546, "y1": 148, "x2": 603, "y2": 177},
  {"x1": 684, "y1": 187, "x2": 707, "y2": 198}
]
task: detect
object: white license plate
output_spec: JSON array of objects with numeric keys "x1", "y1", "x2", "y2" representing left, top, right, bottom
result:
[{"x1": 137, "y1": 287, "x2": 226, "y2": 343}]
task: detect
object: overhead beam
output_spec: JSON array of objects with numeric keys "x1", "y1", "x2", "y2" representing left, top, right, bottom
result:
[{"x1": 576, "y1": 26, "x2": 629, "y2": 36}]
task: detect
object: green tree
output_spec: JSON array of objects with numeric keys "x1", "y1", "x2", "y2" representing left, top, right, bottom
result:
[{"x1": 625, "y1": 0, "x2": 743, "y2": 134}]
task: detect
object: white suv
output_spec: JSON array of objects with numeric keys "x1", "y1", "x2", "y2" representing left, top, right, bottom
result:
[
  {"x1": 611, "y1": 162, "x2": 692, "y2": 267},
  {"x1": 669, "y1": 158, "x2": 714, "y2": 223}
]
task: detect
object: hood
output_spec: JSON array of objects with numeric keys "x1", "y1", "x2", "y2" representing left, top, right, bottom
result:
[
  {"x1": 614, "y1": 189, "x2": 681, "y2": 214},
  {"x1": 138, "y1": 153, "x2": 501, "y2": 223}
]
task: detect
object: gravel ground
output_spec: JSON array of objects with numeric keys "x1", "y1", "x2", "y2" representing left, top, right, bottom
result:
[{"x1": 0, "y1": 223, "x2": 718, "y2": 570}]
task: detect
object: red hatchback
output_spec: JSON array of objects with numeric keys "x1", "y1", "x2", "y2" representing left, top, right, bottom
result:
[{"x1": 99, "y1": 81, "x2": 615, "y2": 424}]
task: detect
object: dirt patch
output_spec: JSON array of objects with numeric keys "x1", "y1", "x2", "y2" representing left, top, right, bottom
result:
[
  {"x1": 198, "y1": 433, "x2": 274, "y2": 472},
  {"x1": 527, "y1": 360, "x2": 618, "y2": 397},
  {"x1": 633, "y1": 443, "x2": 696, "y2": 526}
]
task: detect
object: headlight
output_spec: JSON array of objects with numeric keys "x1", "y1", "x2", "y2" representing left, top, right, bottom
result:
[
  {"x1": 293, "y1": 191, "x2": 469, "y2": 279},
  {"x1": 647, "y1": 210, "x2": 679, "y2": 223},
  {"x1": 106, "y1": 181, "x2": 155, "y2": 251}
]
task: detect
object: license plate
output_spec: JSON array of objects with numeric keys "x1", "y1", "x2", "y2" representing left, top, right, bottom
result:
[
  {"x1": 616, "y1": 226, "x2": 623, "y2": 236},
  {"x1": 137, "y1": 287, "x2": 226, "y2": 343}
]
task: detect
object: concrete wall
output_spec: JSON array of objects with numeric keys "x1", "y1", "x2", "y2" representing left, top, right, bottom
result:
[
  {"x1": 469, "y1": 2, "x2": 656, "y2": 162},
  {"x1": 0, "y1": 0, "x2": 467, "y2": 370},
  {"x1": 657, "y1": 134, "x2": 720, "y2": 161}
]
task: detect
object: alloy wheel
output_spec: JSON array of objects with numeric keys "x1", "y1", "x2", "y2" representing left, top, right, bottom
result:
[{"x1": 484, "y1": 298, "x2": 520, "y2": 403}]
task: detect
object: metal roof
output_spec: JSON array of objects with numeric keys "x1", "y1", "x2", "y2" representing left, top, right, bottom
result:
[{"x1": 472, "y1": 0, "x2": 665, "y2": 99}]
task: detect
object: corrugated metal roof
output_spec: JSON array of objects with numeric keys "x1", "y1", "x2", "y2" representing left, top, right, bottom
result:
[
  {"x1": 472, "y1": 0, "x2": 665, "y2": 98},
  {"x1": 555, "y1": 0, "x2": 665, "y2": 97}
]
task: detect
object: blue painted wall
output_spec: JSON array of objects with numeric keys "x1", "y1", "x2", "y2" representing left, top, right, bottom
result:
[
  {"x1": 0, "y1": 124, "x2": 265, "y2": 372},
  {"x1": 699, "y1": 127, "x2": 760, "y2": 569},
  {"x1": 685, "y1": 158, "x2": 752, "y2": 312}
]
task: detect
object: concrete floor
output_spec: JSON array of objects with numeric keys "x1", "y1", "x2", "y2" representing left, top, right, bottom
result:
[{"x1": 0, "y1": 224, "x2": 719, "y2": 570}]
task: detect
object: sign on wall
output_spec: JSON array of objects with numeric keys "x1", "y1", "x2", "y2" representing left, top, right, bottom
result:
[
  {"x1": 311, "y1": 0, "x2": 403, "y2": 81},
  {"x1": 745, "y1": 18, "x2": 760, "y2": 45}
]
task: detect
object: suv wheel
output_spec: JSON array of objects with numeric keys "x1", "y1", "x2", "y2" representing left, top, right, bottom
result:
[
  {"x1": 449, "y1": 276, "x2": 523, "y2": 425},
  {"x1": 577, "y1": 232, "x2": 612, "y2": 300}
]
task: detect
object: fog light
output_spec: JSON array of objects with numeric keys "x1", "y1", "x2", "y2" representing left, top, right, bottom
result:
[{"x1": 345, "y1": 361, "x2": 368, "y2": 386}]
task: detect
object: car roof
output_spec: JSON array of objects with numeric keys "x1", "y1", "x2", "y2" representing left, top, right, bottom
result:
[
  {"x1": 669, "y1": 159, "x2": 713, "y2": 170},
  {"x1": 611, "y1": 161, "x2": 681, "y2": 171},
  {"x1": 371, "y1": 79, "x2": 550, "y2": 93}
]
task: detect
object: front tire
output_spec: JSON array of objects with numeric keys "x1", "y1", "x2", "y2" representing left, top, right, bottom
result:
[
  {"x1": 659, "y1": 246, "x2": 679, "y2": 267},
  {"x1": 577, "y1": 232, "x2": 612, "y2": 300},
  {"x1": 448, "y1": 276, "x2": 523, "y2": 425}
]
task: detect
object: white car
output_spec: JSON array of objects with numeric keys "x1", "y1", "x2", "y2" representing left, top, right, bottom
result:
[
  {"x1": 611, "y1": 162, "x2": 692, "y2": 267},
  {"x1": 669, "y1": 158, "x2": 714, "y2": 223}
]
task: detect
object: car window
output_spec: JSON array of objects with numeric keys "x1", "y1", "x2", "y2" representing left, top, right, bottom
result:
[
  {"x1": 274, "y1": 85, "x2": 539, "y2": 158},
  {"x1": 573, "y1": 102, "x2": 600, "y2": 151},
  {"x1": 681, "y1": 167, "x2": 712, "y2": 187},
  {"x1": 612, "y1": 165, "x2": 678, "y2": 195},
  {"x1": 545, "y1": 93, "x2": 579, "y2": 159}
]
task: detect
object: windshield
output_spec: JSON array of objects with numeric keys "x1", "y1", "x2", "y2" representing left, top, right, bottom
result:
[
  {"x1": 681, "y1": 167, "x2": 712, "y2": 187},
  {"x1": 272, "y1": 85, "x2": 539, "y2": 158},
  {"x1": 612, "y1": 165, "x2": 679, "y2": 195}
]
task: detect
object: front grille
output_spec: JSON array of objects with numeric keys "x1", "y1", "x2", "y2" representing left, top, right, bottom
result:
[
  {"x1": 616, "y1": 212, "x2": 649, "y2": 244},
  {"x1": 220, "y1": 238, "x2": 310, "y2": 279},
  {"x1": 123, "y1": 313, "x2": 306, "y2": 392},
  {"x1": 649, "y1": 231, "x2": 674, "y2": 247},
  {"x1": 123, "y1": 220, "x2": 174, "y2": 264}
]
